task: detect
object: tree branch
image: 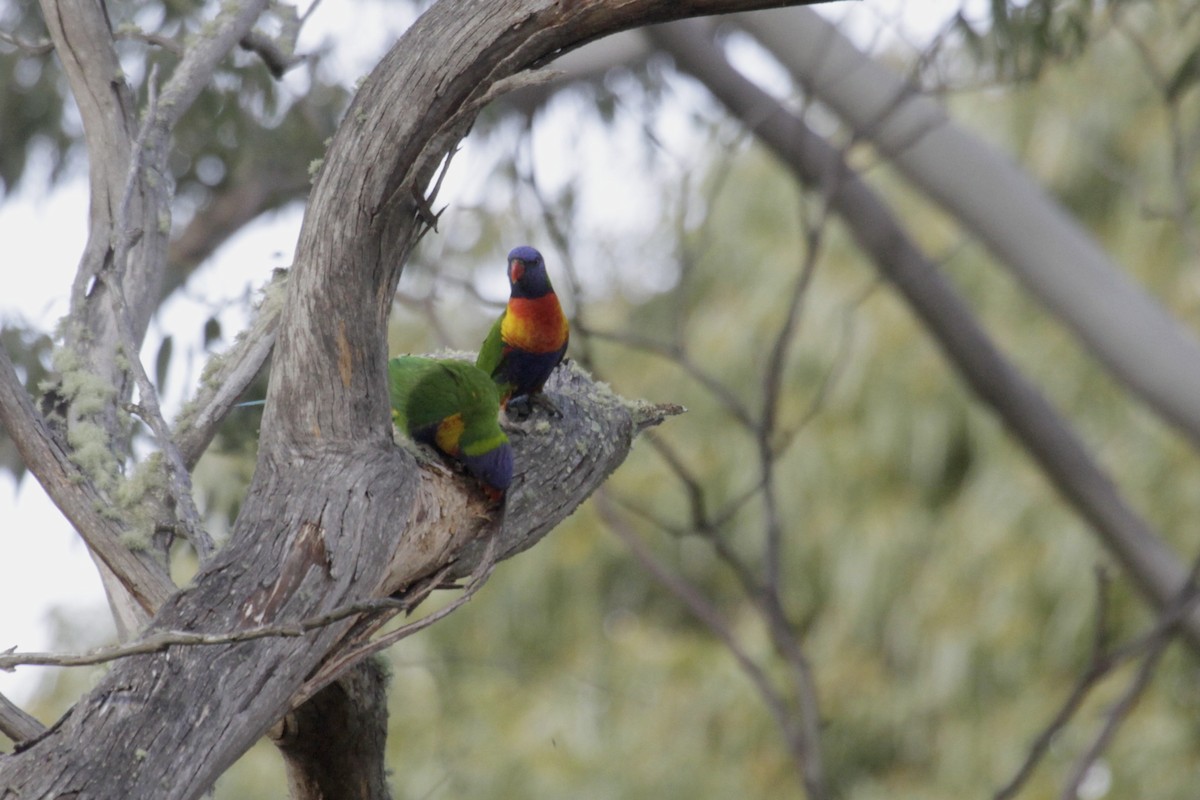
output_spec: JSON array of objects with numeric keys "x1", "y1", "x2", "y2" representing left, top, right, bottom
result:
[
  {"x1": 104, "y1": 65, "x2": 212, "y2": 560},
  {"x1": 174, "y1": 269, "x2": 287, "y2": 470},
  {"x1": 0, "y1": 345, "x2": 174, "y2": 613},
  {"x1": 737, "y1": 8, "x2": 1200, "y2": 447},
  {"x1": 0, "y1": 691, "x2": 45, "y2": 746}
]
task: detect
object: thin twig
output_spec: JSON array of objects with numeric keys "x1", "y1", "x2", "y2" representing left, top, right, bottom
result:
[
  {"x1": 1060, "y1": 642, "x2": 1165, "y2": 800},
  {"x1": 175, "y1": 268, "x2": 285, "y2": 468},
  {"x1": 291, "y1": 532, "x2": 501, "y2": 709},
  {"x1": 300, "y1": 0, "x2": 327, "y2": 23},
  {"x1": 117, "y1": 28, "x2": 183, "y2": 56},
  {"x1": 0, "y1": 595, "x2": 418, "y2": 672},
  {"x1": 1061, "y1": 554, "x2": 1200, "y2": 799},
  {"x1": 994, "y1": 568, "x2": 1114, "y2": 800},
  {"x1": 520, "y1": 139, "x2": 596, "y2": 371},
  {"x1": 0, "y1": 29, "x2": 54, "y2": 54},
  {"x1": 596, "y1": 493, "x2": 808, "y2": 773},
  {"x1": 574, "y1": 322, "x2": 757, "y2": 431},
  {"x1": 758, "y1": 211, "x2": 825, "y2": 595}
]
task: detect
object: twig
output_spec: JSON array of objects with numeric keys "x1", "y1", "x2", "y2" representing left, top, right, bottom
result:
[
  {"x1": 291, "y1": 531, "x2": 501, "y2": 709},
  {"x1": 175, "y1": 268, "x2": 285, "y2": 469},
  {"x1": 596, "y1": 493, "x2": 811, "y2": 780},
  {"x1": 238, "y1": 30, "x2": 302, "y2": 79},
  {"x1": 0, "y1": 595, "x2": 414, "y2": 672},
  {"x1": 995, "y1": 568, "x2": 1114, "y2": 800},
  {"x1": 573, "y1": 322, "x2": 757, "y2": 431},
  {"x1": 1061, "y1": 554, "x2": 1200, "y2": 799},
  {"x1": 1060, "y1": 640, "x2": 1165, "y2": 800},
  {"x1": 757, "y1": 211, "x2": 825, "y2": 595},
  {"x1": 518, "y1": 133, "x2": 596, "y2": 371},
  {"x1": 117, "y1": 28, "x2": 183, "y2": 56},
  {"x1": 300, "y1": 0, "x2": 326, "y2": 23},
  {"x1": 0, "y1": 29, "x2": 54, "y2": 54}
]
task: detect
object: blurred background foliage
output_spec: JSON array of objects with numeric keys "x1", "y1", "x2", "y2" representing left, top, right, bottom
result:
[{"x1": 5, "y1": 0, "x2": 1200, "y2": 798}]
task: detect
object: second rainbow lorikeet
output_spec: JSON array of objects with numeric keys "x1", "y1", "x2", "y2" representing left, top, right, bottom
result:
[
  {"x1": 388, "y1": 356, "x2": 513, "y2": 502},
  {"x1": 476, "y1": 245, "x2": 569, "y2": 414}
]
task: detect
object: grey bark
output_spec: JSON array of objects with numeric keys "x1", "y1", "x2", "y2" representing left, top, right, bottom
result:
[
  {"x1": 0, "y1": 2, "x2": 823, "y2": 797},
  {"x1": 275, "y1": 660, "x2": 391, "y2": 800}
]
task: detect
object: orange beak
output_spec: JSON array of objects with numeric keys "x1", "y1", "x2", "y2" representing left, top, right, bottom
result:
[{"x1": 509, "y1": 259, "x2": 525, "y2": 284}]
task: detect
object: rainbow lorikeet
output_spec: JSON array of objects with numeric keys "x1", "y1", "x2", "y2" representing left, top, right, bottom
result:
[
  {"x1": 388, "y1": 356, "x2": 513, "y2": 502},
  {"x1": 476, "y1": 246, "x2": 569, "y2": 414}
]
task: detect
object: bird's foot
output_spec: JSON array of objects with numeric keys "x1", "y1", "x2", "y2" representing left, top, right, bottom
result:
[{"x1": 506, "y1": 392, "x2": 561, "y2": 420}]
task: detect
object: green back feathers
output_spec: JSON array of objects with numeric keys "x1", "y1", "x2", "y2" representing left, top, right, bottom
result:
[
  {"x1": 475, "y1": 314, "x2": 506, "y2": 385},
  {"x1": 387, "y1": 356, "x2": 505, "y2": 451}
]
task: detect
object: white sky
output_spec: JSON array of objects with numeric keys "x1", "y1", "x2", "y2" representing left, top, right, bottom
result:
[{"x1": 0, "y1": 0, "x2": 981, "y2": 705}]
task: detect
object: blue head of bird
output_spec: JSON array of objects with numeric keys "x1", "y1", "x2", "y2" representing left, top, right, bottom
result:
[
  {"x1": 507, "y1": 246, "x2": 554, "y2": 299},
  {"x1": 463, "y1": 441, "x2": 514, "y2": 503}
]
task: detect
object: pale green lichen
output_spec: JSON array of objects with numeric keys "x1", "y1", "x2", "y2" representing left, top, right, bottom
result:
[
  {"x1": 114, "y1": 348, "x2": 130, "y2": 373},
  {"x1": 115, "y1": 452, "x2": 166, "y2": 509},
  {"x1": 49, "y1": 341, "x2": 175, "y2": 546},
  {"x1": 96, "y1": 501, "x2": 123, "y2": 522},
  {"x1": 121, "y1": 529, "x2": 150, "y2": 550},
  {"x1": 308, "y1": 158, "x2": 324, "y2": 181},
  {"x1": 113, "y1": 453, "x2": 168, "y2": 548},
  {"x1": 54, "y1": 346, "x2": 117, "y2": 418},
  {"x1": 67, "y1": 421, "x2": 119, "y2": 493}
]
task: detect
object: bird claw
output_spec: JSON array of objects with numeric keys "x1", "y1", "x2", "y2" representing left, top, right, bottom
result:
[{"x1": 506, "y1": 392, "x2": 562, "y2": 420}]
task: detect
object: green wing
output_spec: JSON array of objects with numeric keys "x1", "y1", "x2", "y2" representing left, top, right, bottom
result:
[
  {"x1": 388, "y1": 356, "x2": 505, "y2": 448},
  {"x1": 475, "y1": 311, "x2": 506, "y2": 378},
  {"x1": 388, "y1": 356, "x2": 444, "y2": 431}
]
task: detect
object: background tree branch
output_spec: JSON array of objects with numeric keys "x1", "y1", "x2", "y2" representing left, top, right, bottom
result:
[
  {"x1": 737, "y1": 7, "x2": 1200, "y2": 447},
  {"x1": 650, "y1": 15, "x2": 1200, "y2": 650}
]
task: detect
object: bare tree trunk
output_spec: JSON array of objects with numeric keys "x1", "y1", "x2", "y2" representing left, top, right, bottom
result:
[{"x1": 276, "y1": 660, "x2": 392, "y2": 800}]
